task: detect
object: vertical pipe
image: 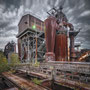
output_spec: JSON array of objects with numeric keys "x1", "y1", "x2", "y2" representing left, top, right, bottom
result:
[
  {"x1": 35, "y1": 35, "x2": 37, "y2": 63},
  {"x1": 34, "y1": 18, "x2": 37, "y2": 63},
  {"x1": 27, "y1": 35, "x2": 30, "y2": 62},
  {"x1": 67, "y1": 30, "x2": 70, "y2": 61},
  {"x1": 70, "y1": 35, "x2": 75, "y2": 61},
  {"x1": 18, "y1": 39, "x2": 21, "y2": 61},
  {"x1": 33, "y1": 35, "x2": 35, "y2": 64},
  {"x1": 36, "y1": 18, "x2": 37, "y2": 63},
  {"x1": 21, "y1": 38, "x2": 23, "y2": 62}
]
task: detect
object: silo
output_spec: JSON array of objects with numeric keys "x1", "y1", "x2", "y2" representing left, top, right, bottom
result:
[{"x1": 55, "y1": 30, "x2": 68, "y2": 61}]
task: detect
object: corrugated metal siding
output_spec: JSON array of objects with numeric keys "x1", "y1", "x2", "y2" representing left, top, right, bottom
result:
[
  {"x1": 19, "y1": 15, "x2": 29, "y2": 33},
  {"x1": 55, "y1": 34, "x2": 68, "y2": 61},
  {"x1": 18, "y1": 14, "x2": 44, "y2": 34}
]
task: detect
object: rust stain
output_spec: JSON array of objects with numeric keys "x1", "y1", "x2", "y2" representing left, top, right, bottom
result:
[
  {"x1": 56, "y1": 78, "x2": 90, "y2": 90},
  {"x1": 2, "y1": 72, "x2": 46, "y2": 90}
]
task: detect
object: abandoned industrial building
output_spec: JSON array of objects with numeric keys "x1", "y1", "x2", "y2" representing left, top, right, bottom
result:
[
  {"x1": 17, "y1": 7, "x2": 90, "y2": 63},
  {"x1": 1, "y1": 4, "x2": 90, "y2": 90},
  {"x1": 4, "y1": 41, "x2": 16, "y2": 59},
  {"x1": 17, "y1": 14, "x2": 46, "y2": 63}
]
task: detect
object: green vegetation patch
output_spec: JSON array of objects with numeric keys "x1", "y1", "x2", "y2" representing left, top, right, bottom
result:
[
  {"x1": 0, "y1": 51, "x2": 20, "y2": 73},
  {"x1": 0, "y1": 51, "x2": 10, "y2": 73},
  {"x1": 9, "y1": 53, "x2": 20, "y2": 67},
  {"x1": 32, "y1": 78, "x2": 42, "y2": 85}
]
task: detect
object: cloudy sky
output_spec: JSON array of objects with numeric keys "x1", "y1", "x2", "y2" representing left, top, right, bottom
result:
[{"x1": 0, "y1": 0, "x2": 90, "y2": 50}]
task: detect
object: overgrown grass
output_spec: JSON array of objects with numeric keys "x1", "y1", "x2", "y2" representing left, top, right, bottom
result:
[
  {"x1": 0, "y1": 52, "x2": 10, "y2": 73},
  {"x1": 32, "y1": 78, "x2": 42, "y2": 85},
  {"x1": 0, "y1": 52, "x2": 20, "y2": 73},
  {"x1": 32, "y1": 61, "x2": 40, "y2": 67}
]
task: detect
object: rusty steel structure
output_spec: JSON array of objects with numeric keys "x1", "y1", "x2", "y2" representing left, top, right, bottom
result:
[
  {"x1": 2, "y1": 72, "x2": 46, "y2": 90},
  {"x1": 11, "y1": 62, "x2": 90, "y2": 90},
  {"x1": 45, "y1": 6, "x2": 80, "y2": 61},
  {"x1": 2, "y1": 2, "x2": 90, "y2": 90},
  {"x1": 78, "y1": 51, "x2": 90, "y2": 61},
  {"x1": 4, "y1": 41, "x2": 16, "y2": 59},
  {"x1": 17, "y1": 14, "x2": 46, "y2": 63},
  {"x1": 16, "y1": 6, "x2": 90, "y2": 62},
  {"x1": 55, "y1": 30, "x2": 68, "y2": 61}
]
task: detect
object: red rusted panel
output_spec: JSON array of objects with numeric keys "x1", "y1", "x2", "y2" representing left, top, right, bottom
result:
[
  {"x1": 18, "y1": 14, "x2": 44, "y2": 33},
  {"x1": 45, "y1": 16, "x2": 57, "y2": 53},
  {"x1": 55, "y1": 34, "x2": 68, "y2": 61},
  {"x1": 23, "y1": 47, "x2": 27, "y2": 59},
  {"x1": 36, "y1": 25, "x2": 42, "y2": 30},
  {"x1": 18, "y1": 14, "x2": 30, "y2": 33},
  {"x1": 45, "y1": 16, "x2": 57, "y2": 61}
]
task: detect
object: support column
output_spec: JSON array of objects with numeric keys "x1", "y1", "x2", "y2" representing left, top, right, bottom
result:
[
  {"x1": 70, "y1": 35, "x2": 75, "y2": 61},
  {"x1": 33, "y1": 35, "x2": 35, "y2": 63},
  {"x1": 27, "y1": 35, "x2": 30, "y2": 63},
  {"x1": 45, "y1": 16, "x2": 56, "y2": 62},
  {"x1": 35, "y1": 35, "x2": 37, "y2": 63}
]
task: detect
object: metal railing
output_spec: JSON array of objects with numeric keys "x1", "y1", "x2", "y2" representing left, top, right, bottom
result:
[{"x1": 14, "y1": 61, "x2": 90, "y2": 83}]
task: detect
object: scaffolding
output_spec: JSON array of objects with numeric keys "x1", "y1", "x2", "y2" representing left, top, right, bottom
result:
[
  {"x1": 17, "y1": 14, "x2": 46, "y2": 63},
  {"x1": 17, "y1": 29, "x2": 46, "y2": 63}
]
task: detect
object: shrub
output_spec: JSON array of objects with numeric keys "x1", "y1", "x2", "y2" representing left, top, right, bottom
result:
[
  {"x1": 0, "y1": 52, "x2": 10, "y2": 73},
  {"x1": 9, "y1": 53, "x2": 20, "y2": 67},
  {"x1": 32, "y1": 78, "x2": 42, "y2": 85},
  {"x1": 33, "y1": 61, "x2": 40, "y2": 67}
]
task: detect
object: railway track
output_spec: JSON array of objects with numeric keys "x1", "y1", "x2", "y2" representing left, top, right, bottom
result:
[
  {"x1": 2, "y1": 61, "x2": 90, "y2": 90},
  {"x1": 2, "y1": 72, "x2": 47, "y2": 90}
]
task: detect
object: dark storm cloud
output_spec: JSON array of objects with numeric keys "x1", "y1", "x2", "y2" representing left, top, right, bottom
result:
[
  {"x1": 80, "y1": 29, "x2": 90, "y2": 41},
  {"x1": 84, "y1": 0, "x2": 90, "y2": 9},
  {"x1": 0, "y1": 0, "x2": 21, "y2": 10},
  {"x1": 77, "y1": 16, "x2": 90, "y2": 24},
  {"x1": 0, "y1": 0, "x2": 90, "y2": 50},
  {"x1": 7, "y1": 26, "x2": 17, "y2": 31},
  {"x1": 0, "y1": 21, "x2": 10, "y2": 29},
  {"x1": 63, "y1": 0, "x2": 90, "y2": 49}
]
